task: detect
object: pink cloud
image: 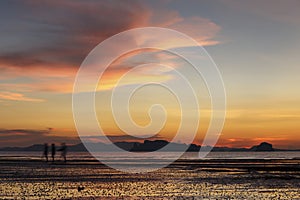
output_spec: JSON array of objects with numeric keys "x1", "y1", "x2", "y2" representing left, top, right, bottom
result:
[{"x1": 0, "y1": 1, "x2": 222, "y2": 94}]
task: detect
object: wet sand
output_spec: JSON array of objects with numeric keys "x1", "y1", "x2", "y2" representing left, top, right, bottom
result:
[{"x1": 0, "y1": 158, "x2": 299, "y2": 199}]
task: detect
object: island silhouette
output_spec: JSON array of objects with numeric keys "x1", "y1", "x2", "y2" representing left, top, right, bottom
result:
[{"x1": 1, "y1": 140, "x2": 298, "y2": 152}]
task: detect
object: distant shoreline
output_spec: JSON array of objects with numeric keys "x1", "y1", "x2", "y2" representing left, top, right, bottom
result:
[{"x1": 1, "y1": 140, "x2": 299, "y2": 152}]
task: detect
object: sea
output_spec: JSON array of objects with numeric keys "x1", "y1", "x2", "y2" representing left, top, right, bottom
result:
[{"x1": 0, "y1": 151, "x2": 299, "y2": 161}]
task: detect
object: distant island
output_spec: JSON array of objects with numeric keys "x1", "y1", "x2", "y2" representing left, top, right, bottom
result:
[{"x1": 0, "y1": 140, "x2": 298, "y2": 152}]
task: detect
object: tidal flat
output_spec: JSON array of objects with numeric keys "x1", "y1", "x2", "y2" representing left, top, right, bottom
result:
[{"x1": 0, "y1": 158, "x2": 299, "y2": 199}]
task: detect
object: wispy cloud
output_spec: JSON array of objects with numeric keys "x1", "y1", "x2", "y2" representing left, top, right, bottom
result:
[
  {"x1": 0, "y1": 128, "x2": 79, "y2": 147},
  {"x1": 167, "y1": 16, "x2": 221, "y2": 46},
  {"x1": 81, "y1": 134, "x2": 164, "y2": 144},
  {"x1": 0, "y1": 91, "x2": 44, "y2": 102},
  {"x1": 0, "y1": 128, "x2": 51, "y2": 136}
]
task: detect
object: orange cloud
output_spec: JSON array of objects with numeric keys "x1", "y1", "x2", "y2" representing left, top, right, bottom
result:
[{"x1": 0, "y1": 91, "x2": 44, "y2": 102}]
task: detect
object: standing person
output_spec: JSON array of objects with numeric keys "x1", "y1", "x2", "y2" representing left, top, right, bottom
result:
[
  {"x1": 58, "y1": 143, "x2": 67, "y2": 163},
  {"x1": 43, "y1": 143, "x2": 48, "y2": 162},
  {"x1": 51, "y1": 143, "x2": 56, "y2": 162}
]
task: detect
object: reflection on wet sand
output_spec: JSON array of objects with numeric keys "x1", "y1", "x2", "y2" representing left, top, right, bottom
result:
[{"x1": 0, "y1": 158, "x2": 299, "y2": 199}]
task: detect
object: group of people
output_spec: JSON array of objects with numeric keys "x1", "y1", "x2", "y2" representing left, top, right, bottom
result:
[{"x1": 43, "y1": 143, "x2": 67, "y2": 162}]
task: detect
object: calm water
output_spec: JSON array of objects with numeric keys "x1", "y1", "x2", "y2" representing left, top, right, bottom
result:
[{"x1": 0, "y1": 151, "x2": 299, "y2": 161}]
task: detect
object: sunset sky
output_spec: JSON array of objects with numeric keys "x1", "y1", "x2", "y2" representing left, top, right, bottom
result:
[{"x1": 1, "y1": 0, "x2": 300, "y2": 149}]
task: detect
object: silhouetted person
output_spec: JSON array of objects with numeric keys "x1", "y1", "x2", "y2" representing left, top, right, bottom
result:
[
  {"x1": 43, "y1": 143, "x2": 48, "y2": 162},
  {"x1": 58, "y1": 143, "x2": 67, "y2": 162},
  {"x1": 51, "y1": 143, "x2": 56, "y2": 162}
]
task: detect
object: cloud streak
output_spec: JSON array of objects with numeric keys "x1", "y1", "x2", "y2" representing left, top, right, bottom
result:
[
  {"x1": 0, "y1": 128, "x2": 79, "y2": 147},
  {"x1": 0, "y1": 92, "x2": 44, "y2": 102},
  {"x1": 81, "y1": 134, "x2": 164, "y2": 144},
  {"x1": 0, "y1": 128, "x2": 52, "y2": 136}
]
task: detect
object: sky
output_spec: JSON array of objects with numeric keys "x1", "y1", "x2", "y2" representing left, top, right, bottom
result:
[{"x1": 0, "y1": 0, "x2": 300, "y2": 149}]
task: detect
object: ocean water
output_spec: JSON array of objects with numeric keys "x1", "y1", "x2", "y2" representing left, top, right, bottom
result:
[{"x1": 0, "y1": 151, "x2": 299, "y2": 161}]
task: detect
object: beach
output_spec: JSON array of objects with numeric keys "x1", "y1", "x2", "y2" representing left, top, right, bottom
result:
[{"x1": 0, "y1": 156, "x2": 299, "y2": 199}]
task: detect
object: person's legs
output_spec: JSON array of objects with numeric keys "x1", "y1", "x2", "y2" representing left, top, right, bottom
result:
[{"x1": 62, "y1": 152, "x2": 66, "y2": 162}]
